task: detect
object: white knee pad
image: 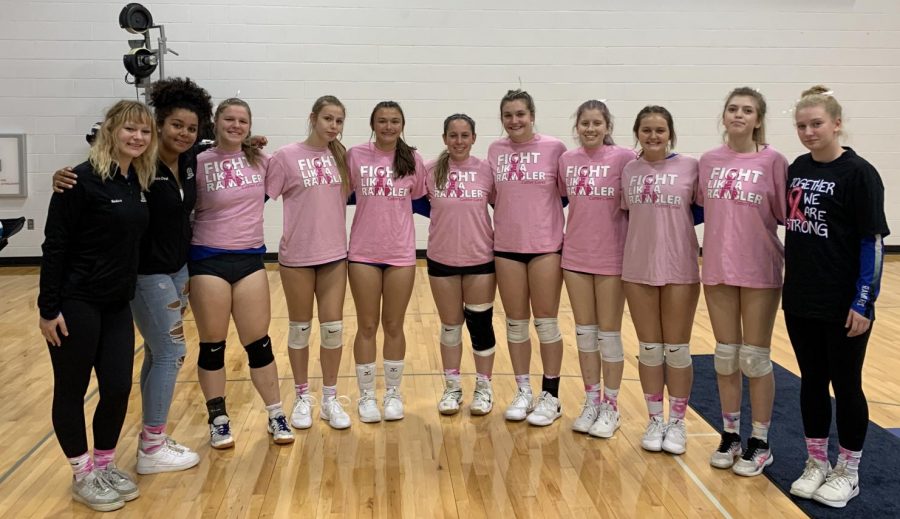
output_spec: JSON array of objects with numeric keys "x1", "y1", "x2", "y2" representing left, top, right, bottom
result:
[
  {"x1": 714, "y1": 342, "x2": 740, "y2": 375},
  {"x1": 664, "y1": 343, "x2": 692, "y2": 369},
  {"x1": 464, "y1": 302, "x2": 493, "y2": 312},
  {"x1": 638, "y1": 342, "x2": 664, "y2": 367},
  {"x1": 575, "y1": 324, "x2": 599, "y2": 353},
  {"x1": 440, "y1": 322, "x2": 463, "y2": 347},
  {"x1": 598, "y1": 331, "x2": 625, "y2": 363},
  {"x1": 288, "y1": 321, "x2": 311, "y2": 350},
  {"x1": 740, "y1": 344, "x2": 773, "y2": 378},
  {"x1": 506, "y1": 318, "x2": 530, "y2": 344},
  {"x1": 319, "y1": 320, "x2": 343, "y2": 350},
  {"x1": 534, "y1": 317, "x2": 562, "y2": 343}
]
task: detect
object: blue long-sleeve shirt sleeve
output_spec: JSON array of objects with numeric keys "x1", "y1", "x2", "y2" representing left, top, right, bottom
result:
[
  {"x1": 412, "y1": 196, "x2": 431, "y2": 218},
  {"x1": 851, "y1": 234, "x2": 884, "y2": 319}
]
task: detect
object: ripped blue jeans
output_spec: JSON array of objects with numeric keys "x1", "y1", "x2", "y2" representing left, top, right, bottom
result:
[{"x1": 131, "y1": 265, "x2": 190, "y2": 427}]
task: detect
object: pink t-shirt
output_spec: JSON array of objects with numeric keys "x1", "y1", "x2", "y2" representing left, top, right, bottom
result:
[
  {"x1": 558, "y1": 145, "x2": 636, "y2": 275},
  {"x1": 347, "y1": 142, "x2": 427, "y2": 266},
  {"x1": 621, "y1": 154, "x2": 700, "y2": 286},
  {"x1": 697, "y1": 145, "x2": 788, "y2": 288},
  {"x1": 425, "y1": 155, "x2": 494, "y2": 266},
  {"x1": 267, "y1": 142, "x2": 348, "y2": 267},
  {"x1": 193, "y1": 148, "x2": 268, "y2": 250},
  {"x1": 488, "y1": 134, "x2": 567, "y2": 253}
]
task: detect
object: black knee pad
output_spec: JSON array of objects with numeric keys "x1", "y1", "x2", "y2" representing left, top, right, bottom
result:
[
  {"x1": 198, "y1": 340, "x2": 226, "y2": 370},
  {"x1": 244, "y1": 335, "x2": 274, "y2": 368},
  {"x1": 464, "y1": 306, "x2": 496, "y2": 353}
]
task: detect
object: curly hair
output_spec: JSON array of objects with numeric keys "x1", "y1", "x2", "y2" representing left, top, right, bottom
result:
[{"x1": 148, "y1": 77, "x2": 214, "y2": 140}]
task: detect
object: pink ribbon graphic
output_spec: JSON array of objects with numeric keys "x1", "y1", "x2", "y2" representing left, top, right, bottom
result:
[
  {"x1": 446, "y1": 171, "x2": 463, "y2": 197},
  {"x1": 313, "y1": 157, "x2": 331, "y2": 185},
  {"x1": 788, "y1": 187, "x2": 807, "y2": 222},
  {"x1": 641, "y1": 175, "x2": 658, "y2": 203},
  {"x1": 373, "y1": 167, "x2": 388, "y2": 195},
  {"x1": 221, "y1": 161, "x2": 242, "y2": 186},
  {"x1": 717, "y1": 170, "x2": 739, "y2": 199},
  {"x1": 508, "y1": 155, "x2": 523, "y2": 181},
  {"x1": 575, "y1": 166, "x2": 590, "y2": 195}
]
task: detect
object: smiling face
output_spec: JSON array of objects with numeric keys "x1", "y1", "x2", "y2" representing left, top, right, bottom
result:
[
  {"x1": 310, "y1": 103, "x2": 345, "y2": 145},
  {"x1": 795, "y1": 104, "x2": 841, "y2": 155},
  {"x1": 576, "y1": 108, "x2": 609, "y2": 149},
  {"x1": 501, "y1": 99, "x2": 535, "y2": 143},
  {"x1": 371, "y1": 107, "x2": 403, "y2": 149},
  {"x1": 215, "y1": 104, "x2": 251, "y2": 150},
  {"x1": 115, "y1": 120, "x2": 153, "y2": 160},
  {"x1": 159, "y1": 108, "x2": 199, "y2": 157},
  {"x1": 443, "y1": 118, "x2": 476, "y2": 162},
  {"x1": 636, "y1": 114, "x2": 671, "y2": 159},
  {"x1": 723, "y1": 95, "x2": 761, "y2": 142}
]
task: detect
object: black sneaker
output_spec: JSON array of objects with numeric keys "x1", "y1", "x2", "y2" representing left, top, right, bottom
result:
[
  {"x1": 732, "y1": 437, "x2": 773, "y2": 477},
  {"x1": 0, "y1": 217, "x2": 25, "y2": 240},
  {"x1": 709, "y1": 431, "x2": 742, "y2": 469}
]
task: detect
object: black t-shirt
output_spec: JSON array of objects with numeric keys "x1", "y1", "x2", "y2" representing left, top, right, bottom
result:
[
  {"x1": 39, "y1": 161, "x2": 150, "y2": 319},
  {"x1": 138, "y1": 150, "x2": 198, "y2": 274},
  {"x1": 783, "y1": 148, "x2": 890, "y2": 322}
]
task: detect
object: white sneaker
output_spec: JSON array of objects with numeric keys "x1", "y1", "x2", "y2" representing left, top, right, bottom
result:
[
  {"x1": 98, "y1": 464, "x2": 139, "y2": 501},
  {"x1": 267, "y1": 413, "x2": 295, "y2": 444},
  {"x1": 504, "y1": 386, "x2": 534, "y2": 421},
  {"x1": 71, "y1": 471, "x2": 124, "y2": 512},
  {"x1": 358, "y1": 390, "x2": 382, "y2": 423},
  {"x1": 662, "y1": 418, "x2": 687, "y2": 454},
  {"x1": 641, "y1": 416, "x2": 667, "y2": 452},
  {"x1": 209, "y1": 415, "x2": 234, "y2": 449},
  {"x1": 790, "y1": 457, "x2": 830, "y2": 499},
  {"x1": 470, "y1": 380, "x2": 493, "y2": 416},
  {"x1": 136, "y1": 437, "x2": 200, "y2": 474},
  {"x1": 320, "y1": 396, "x2": 352, "y2": 430},
  {"x1": 383, "y1": 387, "x2": 404, "y2": 421},
  {"x1": 438, "y1": 384, "x2": 463, "y2": 415},
  {"x1": 732, "y1": 437, "x2": 773, "y2": 477},
  {"x1": 588, "y1": 402, "x2": 621, "y2": 438},
  {"x1": 813, "y1": 461, "x2": 859, "y2": 508},
  {"x1": 291, "y1": 394, "x2": 316, "y2": 429},
  {"x1": 710, "y1": 431, "x2": 742, "y2": 469},
  {"x1": 572, "y1": 399, "x2": 600, "y2": 433},
  {"x1": 526, "y1": 391, "x2": 561, "y2": 426}
]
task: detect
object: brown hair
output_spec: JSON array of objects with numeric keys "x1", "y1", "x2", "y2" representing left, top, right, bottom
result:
[
  {"x1": 632, "y1": 105, "x2": 676, "y2": 157},
  {"x1": 434, "y1": 114, "x2": 476, "y2": 191},
  {"x1": 213, "y1": 98, "x2": 262, "y2": 168},
  {"x1": 500, "y1": 89, "x2": 535, "y2": 118},
  {"x1": 574, "y1": 99, "x2": 615, "y2": 146},
  {"x1": 309, "y1": 95, "x2": 350, "y2": 192},
  {"x1": 369, "y1": 101, "x2": 417, "y2": 178},
  {"x1": 722, "y1": 86, "x2": 768, "y2": 145}
]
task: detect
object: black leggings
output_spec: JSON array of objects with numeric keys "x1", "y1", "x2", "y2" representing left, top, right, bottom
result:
[
  {"x1": 47, "y1": 299, "x2": 135, "y2": 457},
  {"x1": 785, "y1": 313, "x2": 870, "y2": 451}
]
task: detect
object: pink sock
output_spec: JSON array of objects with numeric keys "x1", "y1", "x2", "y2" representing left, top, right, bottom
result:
[
  {"x1": 644, "y1": 393, "x2": 664, "y2": 419},
  {"x1": 805, "y1": 437, "x2": 829, "y2": 465},
  {"x1": 838, "y1": 446, "x2": 862, "y2": 475},
  {"x1": 93, "y1": 448, "x2": 116, "y2": 471},
  {"x1": 584, "y1": 383, "x2": 602, "y2": 406},
  {"x1": 603, "y1": 387, "x2": 619, "y2": 411},
  {"x1": 476, "y1": 372, "x2": 491, "y2": 383},
  {"x1": 722, "y1": 411, "x2": 741, "y2": 434},
  {"x1": 295, "y1": 382, "x2": 309, "y2": 398},
  {"x1": 444, "y1": 368, "x2": 461, "y2": 386},
  {"x1": 68, "y1": 452, "x2": 93, "y2": 481},
  {"x1": 141, "y1": 424, "x2": 166, "y2": 454},
  {"x1": 322, "y1": 385, "x2": 337, "y2": 402},
  {"x1": 669, "y1": 396, "x2": 688, "y2": 421},
  {"x1": 515, "y1": 374, "x2": 531, "y2": 390}
]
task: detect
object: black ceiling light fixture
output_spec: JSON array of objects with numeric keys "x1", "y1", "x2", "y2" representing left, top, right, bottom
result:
[
  {"x1": 119, "y1": 3, "x2": 153, "y2": 34},
  {"x1": 118, "y1": 2, "x2": 178, "y2": 101}
]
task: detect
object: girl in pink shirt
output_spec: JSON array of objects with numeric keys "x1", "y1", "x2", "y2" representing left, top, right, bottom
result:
[
  {"x1": 700, "y1": 88, "x2": 787, "y2": 477},
  {"x1": 266, "y1": 95, "x2": 352, "y2": 431},
  {"x1": 621, "y1": 106, "x2": 700, "y2": 455},
  {"x1": 559, "y1": 100, "x2": 636, "y2": 439},
  {"x1": 189, "y1": 98, "x2": 293, "y2": 448},
  {"x1": 488, "y1": 90, "x2": 567, "y2": 427},
  {"x1": 426, "y1": 114, "x2": 497, "y2": 417},
  {"x1": 347, "y1": 101, "x2": 427, "y2": 423}
]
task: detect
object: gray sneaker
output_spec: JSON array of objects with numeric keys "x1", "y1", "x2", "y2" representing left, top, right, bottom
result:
[
  {"x1": 72, "y1": 471, "x2": 124, "y2": 512},
  {"x1": 99, "y1": 464, "x2": 140, "y2": 501}
]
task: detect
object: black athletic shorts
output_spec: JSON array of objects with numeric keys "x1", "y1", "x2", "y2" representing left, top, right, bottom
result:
[
  {"x1": 189, "y1": 253, "x2": 265, "y2": 284},
  {"x1": 426, "y1": 257, "x2": 495, "y2": 277}
]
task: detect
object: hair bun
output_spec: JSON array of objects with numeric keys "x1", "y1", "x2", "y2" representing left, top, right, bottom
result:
[{"x1": 801, "y1": 85, "x2": 831, "y2": 98}]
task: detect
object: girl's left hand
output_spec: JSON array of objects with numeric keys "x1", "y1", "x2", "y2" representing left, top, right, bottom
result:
[{"x1": 845, "y1": 309, "x2": 871, "y2": 337}]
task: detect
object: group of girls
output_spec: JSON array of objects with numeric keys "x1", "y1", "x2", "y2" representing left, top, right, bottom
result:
[{"x1": 39, "y1": 81, "x2": 885, "y2": 512}]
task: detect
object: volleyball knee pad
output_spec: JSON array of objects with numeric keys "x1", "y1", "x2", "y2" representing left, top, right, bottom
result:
[
  {"x1": 506, "y1": 318, "x2": 530, "y2": 344},
  {"x1": 288, "y1": 321, "x2": 311, "y2": 350},
  {"x1": 534, "y1": 317, "x2": 562, "y2": 343},
  {"x1": 714, "y1": 342, "x2": 740, "y2": 375},
  {"x1": 664, "y1": 343, "x2": 692, "y2": 369},
  {"x1": 598, "y1": 331, "x2": 625, "y2": 362},
  {"x1": 320, "y1": 320, "x2": 343, "y2": 350},
  {"x1": 198, "y1": 340, "x2": 226, "y2": 370},
  {"x1": 575, "y1": 324, "x2": 599, "y2": 353},
  {"x1": 464, "y1": 303, "x2": 495, "y2": 355},
  {"x1": 440, "y1": 322, "x2": 463, "y2": 347},
  {"x1": 740, "y1": 344, "x2": 773, "y2": 378},
  {"x1": 244, "y1": 335, "x2": 274, "y2": 368},
  {"x1": 638, "y1": 342, "x2": 664, "y2": 367}
]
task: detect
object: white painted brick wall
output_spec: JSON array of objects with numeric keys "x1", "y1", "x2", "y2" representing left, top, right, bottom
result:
[{"x1": 2, "y1": 0, "x2": 898, "y2": 257}]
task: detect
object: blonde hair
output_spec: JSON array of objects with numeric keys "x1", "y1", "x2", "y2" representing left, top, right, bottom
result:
[
  {"x1": 722, "y1": 87, "x2": 768, "y2": 145},
  {"x1": 214, "y1": 98, "x2": 262, "y2": 168},
  {"x1": 88, "y1": 100, "x2": 157, "y2": 190},
  {"x1": 795, "y1": 85, "x2": 843, "y2": 128}
]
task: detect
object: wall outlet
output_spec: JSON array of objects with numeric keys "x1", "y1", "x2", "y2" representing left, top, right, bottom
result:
[{"x1": 26, "y1": 218, "x2": 34, "y2": 230}]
